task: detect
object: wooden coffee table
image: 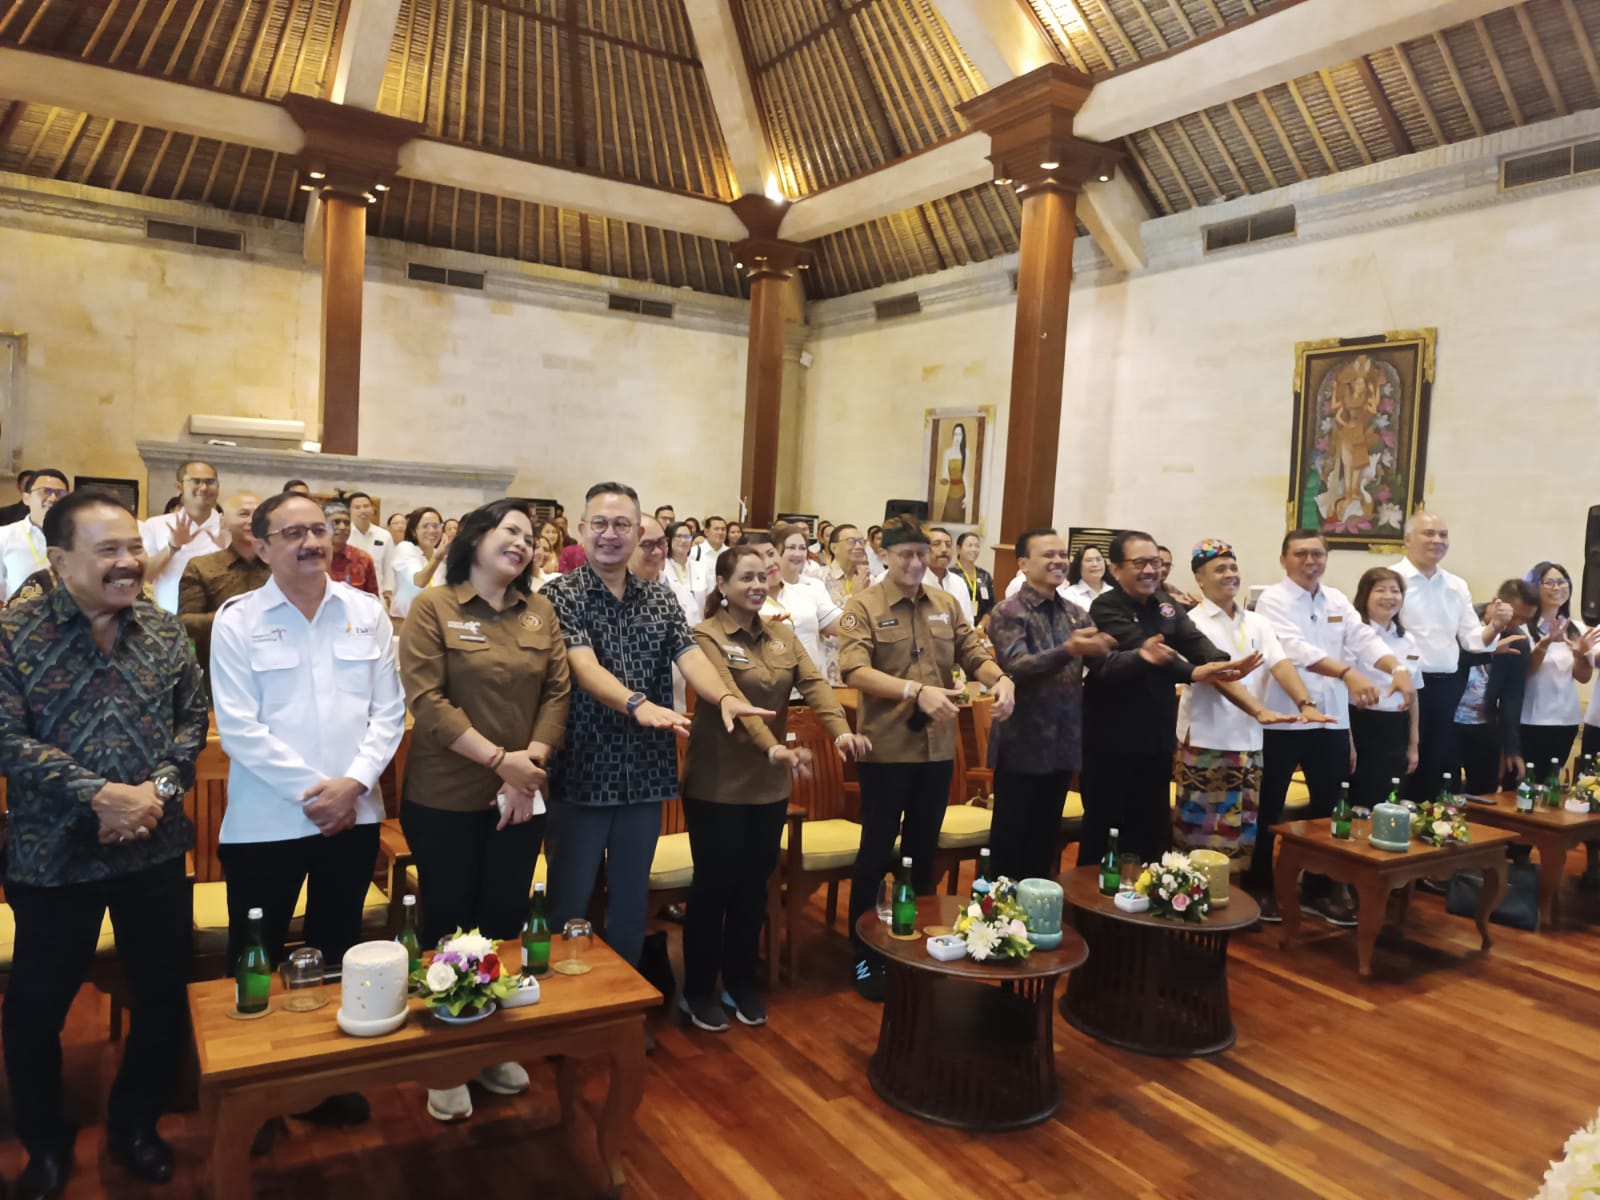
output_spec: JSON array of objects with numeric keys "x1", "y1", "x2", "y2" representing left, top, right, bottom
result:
[
  {"x1": 188, "y1": 938, "x2": 659, "y2": 1199},
  {"x1": 1463, "y1": 791, "x2": 1600, "y2": 928},
  {"x1": 856, "y1": 895, "x2": 1087, "y2": 1132},
  {"x1": 1271, "y1": 819, "x2": 1518, "y2": 978},
  {"x1": 1059, "y1": 866, "x2": 1260, "y2": 1057}
]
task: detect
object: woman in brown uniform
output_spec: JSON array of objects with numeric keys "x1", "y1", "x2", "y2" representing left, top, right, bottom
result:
[
  {"x1": 681, "y1": 546, "x2": 869, "y2": 1032},
  {"x1": 399, "y1": 497, "x2": 570, "y2": 1121}
]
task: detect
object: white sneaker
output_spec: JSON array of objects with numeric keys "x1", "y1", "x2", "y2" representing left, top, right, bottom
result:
[
  {"x1": 425, "y1": 1085, "x2": 473, "y2": 1122},
  {"x1": 474, "y1": 1061, "x2": 531, "y2": 1095}
]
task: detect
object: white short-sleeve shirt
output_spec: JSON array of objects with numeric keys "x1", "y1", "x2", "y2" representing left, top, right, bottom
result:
[
  {"x1": 1524, "y1": 619, "x2": 1585, "y2": 727},
  {"x1": 141, "y1": 508, "x2": 228, "y2": 613},
  {"x1": 1178, "y1": 600, "x2": 1286, "y2": 752}
]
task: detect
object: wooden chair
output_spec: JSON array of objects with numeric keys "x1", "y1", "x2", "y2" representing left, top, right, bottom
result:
[{"x1": 937, "y1": 700, "x2": 996, "y2": 892}]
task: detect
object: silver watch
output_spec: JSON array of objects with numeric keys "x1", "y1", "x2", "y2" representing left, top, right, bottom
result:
[{"x1": 152, "y1": 773, "x2": 182, "y2": 802}]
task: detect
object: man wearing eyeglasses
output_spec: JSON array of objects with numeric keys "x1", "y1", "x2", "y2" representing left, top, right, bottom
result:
[
  {"x1": 141, "y1": 460, "x2": 226, "y2": 613},
  {"x1": 0, "y1": 467, "x2": 68, "y2": 603},
  {"x1": 208, "y1": 491, "x2": 405, "y2": 1131}
]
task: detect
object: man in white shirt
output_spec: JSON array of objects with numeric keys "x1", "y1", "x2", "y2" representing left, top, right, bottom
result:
[
  {"x1": 689, "y1": 514, "x2": 728, "y2": 594},
  {"x1": 928, "y1": 527, "x2": 977, "y2": 627},
  {"x1": 0, "y1": 467, "x2": 67, "y2": 602},
  {"x1": 141, "y1": 460, "x2": 226, "y2": 613},
  {"x1": 210, "y1": 492, "x2": 404, "y2": 1128},
  {"x1": 1391, "y1": 512, "x2": 1513, "y2": 800},
  {"x1": 1251, "y1": 528, "x2": 1414, "y2": 925},
  {"x1": 865, "y1": 525, "x2": 888, "y2": 580},
  {"x1": 345, "y1": 492, "x2": 394, "y2": 610}
]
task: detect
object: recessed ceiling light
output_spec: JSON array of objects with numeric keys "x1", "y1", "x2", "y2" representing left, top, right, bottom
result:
[
  {"x1": 1039, "y1": 161, "x2": 1060, "y2": 170},
  {"x1": 994, "y1": 177, "x2": 1011, "y2": 185},
  {"x1": 1098, "y1": 174, "x2": 1109, "y2": 182},
  {"x1": 374, "y1": 183, "x2": 389, "y2": 192},
  {"x1": 309, "y1": 170, "x2": 326, "y2": 180},
  {"x1": 299, "y1": 183, "x2": 314, "y2": 191},
  {"x1": 734, "y1": 261, "x2": 744, "y2": 269}
]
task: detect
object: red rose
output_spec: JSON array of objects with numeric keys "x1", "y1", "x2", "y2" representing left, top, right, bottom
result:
[
  {"x1": 980, "y1": 897, "x2": 993, "y2": 916},
  {"x1": 482, "y1": 953, "x2": 501, "y2": 980}
]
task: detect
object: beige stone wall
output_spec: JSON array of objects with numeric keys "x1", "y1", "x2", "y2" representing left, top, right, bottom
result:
[
  {"x1": 0, "y1": 223, "x2": 748, "y2": 519},
  {"x1": 803, "y1": 185, "x2": 1600, "y2": 601}
]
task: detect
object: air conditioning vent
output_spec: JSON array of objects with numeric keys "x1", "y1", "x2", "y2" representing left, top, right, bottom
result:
[
  {"x1": 1501, "y1": 140, "x2": 1600, "y2": 190},
  {"x1": 607, "y1": 295, "x2": 674, "y2": 319},
  {"x1": 1202, "y1": 205, "x2": 1295, "y2": 254},
  {"x1": 405, "y1": 263, "x2": 484, "y2": 291},
  {"x1": 144, "y1": 219, "x2": 242, "y2": 251},
  {"x1": 1576, "y1": 139, "x2": 1600, "y2": 176},
  {"x1": 873, "y1": 293, "x2": 922, "y2": 321}
]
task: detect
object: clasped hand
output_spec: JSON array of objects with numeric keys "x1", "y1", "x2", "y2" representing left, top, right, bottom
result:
[
  {"x1": 301, "y1": 776, "x2": 368, "y2": 836},
  {"x1": 93, "y1": 781, "x2": 162, "y2": 845}
]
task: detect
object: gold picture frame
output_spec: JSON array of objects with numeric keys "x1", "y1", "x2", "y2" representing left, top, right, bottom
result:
[{"x1": 924, "y1": 407, "x2": 991, "y2": 533}]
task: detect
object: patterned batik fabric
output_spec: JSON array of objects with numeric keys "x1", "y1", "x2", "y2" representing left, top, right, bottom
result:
[{"x1": 1172, "y1": 744, "x2": 1261, "y2": 859}]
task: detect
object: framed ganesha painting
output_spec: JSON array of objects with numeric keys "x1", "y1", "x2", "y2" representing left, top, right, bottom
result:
[{"x1": 1287, "y1": 328, "x2": 1436, "y2": 551}]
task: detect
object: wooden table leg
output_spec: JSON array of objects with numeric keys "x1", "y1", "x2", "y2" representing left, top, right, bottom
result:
[
  {"x1": 556, "y1": 1054, "x2": 580, "y2": 1134},
  {"x1": 1533, "y1": 837, "x2": 1565, "y2": 930},
  {"x1": 208, "y1": 1092, "x2": 260, "y2": 1200},
  {"x1": 593, "y1": 1024, "x2": 646, "y2": 1198},
  {"x1": 1275, "y1": 845, "x2": 1304, "y2": 951},
  {"x1": 1391, "y1": 882, "x2": 1413, "y2": 928},
  {"x1": 1352, "y1": 877, "x2": 1391, "y2": 980},
  {"x1": 1476, "y1": 860, "x2": 1508, "y2": 952}
]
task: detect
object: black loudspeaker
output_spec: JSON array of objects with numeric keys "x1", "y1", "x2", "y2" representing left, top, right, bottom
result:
[
  {"x1": 884, "y1": 499, "x2": 928, "y2": 522},
  {"x1": 1582, "y1": 505, "x2": 1600, "y2": 626}
]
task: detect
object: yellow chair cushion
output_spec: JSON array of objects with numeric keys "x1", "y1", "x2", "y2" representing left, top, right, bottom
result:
[
  {"x1": 780, "y1": 818, "x2": 861, "y2": 872},
  {"x1": 938, "y1": 804, "x2": 993, "y2": 848},
  {"x1": 0, "y1": 903, "x2": 115, "y2": 967},
  {"x1": 404, "y1": 855, "x2": 547, "y2": 895},
  {"x1": 193, "y1": 881, "x2": 390, "y2": 953},
  {"x1": 1063, "y1": 791, "x2": 1085, "y2": 822},
  {"x1": 1284, "y1": 777, "x2": 1312, "y2": 816},
  {"x1": 649, "y1": 832, "x2": 694, "y2": 890}
]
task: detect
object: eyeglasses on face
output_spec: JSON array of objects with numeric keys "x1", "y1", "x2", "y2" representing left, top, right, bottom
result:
[
  {"x1": 587, "y1": 518, "x2": 635, "y2": 535},
  {"x1": 265, "y1": 523, "x2": 329, "y2": 543},
  {"x1": 183, "y1": 477, "x2": 220, "y2": 488},
  {"x1": 637, "y1": 538, "x2": 668, "y2": 553},
  {"x1": 29, "y1": 487, "x2": 67, "y2": 500},
  {"x1": 1124, "y1": 556, "x2": 1163, "y2": 570},
  {"x1": 1542, "y1": 577, "x2": 1569, "y2": 590}
]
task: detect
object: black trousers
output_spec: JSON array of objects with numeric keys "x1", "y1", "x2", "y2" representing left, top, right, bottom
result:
[
  {"x1": 849, "y1": 760, "x2": 953, "y2": 958},
  {"x1": 1349, "y1": 708, "x2": 1410, "y2": 811},
  {"x1": 217, "y1": 824, "x2": 380, "y2": 972},
  {"x1": 1402, "y1": 672, "x2": 1466, "y2": 800},
  {"x1": 1247, "y1": 728, "x2": 1350, "y2": 896},
  {"x1": 1584, "y1": 724, "x2": 1600, "y2": 760},
  {"x1": 681, "y1": 798, "x2": 786, "y2": 998},
  {"x1": 1520, "y1": 724, "x2": 1579, "y2": 784},
  {"x1": 1077, "y1": 751, "x2": 1173, "y2": 868},
  {"x1": 1458, "y1": 721, "x2": 1509, "y2": 794},
  {"x1": 401, "y1": 800, "x2": 546, "y2": 948},
  {"x1": 991, "y1": 770, "x2": 1073, "y2": 883},
  {"x1": 2, "y1": 857, "x2": 192, "y2": 1154}
]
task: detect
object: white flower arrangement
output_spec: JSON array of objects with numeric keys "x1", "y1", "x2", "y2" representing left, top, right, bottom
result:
[
  {"x1": 1134, "y1": 852, "x2": 1211, "y2": 922},
  {"x1": 1534, "y1": 1107, "x2": 1600, "y2": 1199},
  {"x1": 953, "y1": 876, "x2": 1033, "y2": 962}
]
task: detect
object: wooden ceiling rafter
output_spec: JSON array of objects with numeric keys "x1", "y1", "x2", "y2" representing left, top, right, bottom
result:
[
  {"x1": 1433, "y1": 28, "x2": 1487, "y2": 136},
  {"x1": 1223, "y1": 97, "x2": 1279, "y2": 187},
  {"x1": 1281, "y1": 77, "x2": 1336, "y2": 172},
  {"x1": 1084, "y1": 0, "x2": 1140, "y2": 64},
  {"x1": 1473, "y1": 17, "x2": 1525, "y2": 125},
  {"x1": 1560, "y1": 0, "x2": 1600, "y2": 96},
  {"x1": 1253, "y1": 88, "x2": 1310, "y2": 179},
  {"x1": 1193, "y1": 108, "x2": 1246, "y2": 193},
  {"x1": 1141, "y1": 125, "x2": 1198, "y2": 205},
  {"x1": 1166, "y1": 113, "x2": 1224, "y2": 197},
  {"x1": 1513, "y1": 4, "x2": 1568, "y2": 115},
  {"x1": 1354, "y1": 54, "x2": 1413, "y2": 155},
  {"x1": 1318, "y1": 66, "x2": 1374, "y2": 164},
  {"x1": 1381, "y1": 43, "x2": 1441, "y2": 147},
  {"x1": 1123, "y1": 0, "x2": 1173, "y2": 52},
  {"x1": 1121, "y1": 132, "x2": 1173, "y2": 213}
]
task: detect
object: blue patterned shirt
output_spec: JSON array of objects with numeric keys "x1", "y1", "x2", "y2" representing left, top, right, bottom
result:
[
  {"x1": 0, "y1": 587, "x2": 208, "y2": 886},
  {"x1": 541, "y1": 563, "x2": 695, "y2": 806},
  {"x1": 987, "y1": 585, "x2": 1093, "y2": 774}
]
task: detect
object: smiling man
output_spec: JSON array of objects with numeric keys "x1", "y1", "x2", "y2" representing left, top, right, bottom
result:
[
  {"x1": 0, "y1": 466, "x2": 68, "y2": 603},
  {"x1": 141, "y1": 459, "x2": 226, "y2": 613},
  {"x1": 0, "y1": 490, "x2": 208, "y2": 1194}
]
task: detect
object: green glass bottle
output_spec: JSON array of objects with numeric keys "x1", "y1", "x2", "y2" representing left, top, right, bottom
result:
[
  {"x1": 891, "y1": 856, "x2": 916, "y2": 936},
  {"x1": 1548, "y1": 758, "x2": 1564, "y2": 806},
  {"x1": 974, "y1": 847, "x2": 993, "y2": 896},
  {"x1": 396, "y1": 894, "x2": 422, "y2": 977},
  {"x1": 1332, "y1": 783, "x2": 1352, "y2": 840},
  {"x1": 235, "y1": 906, "x2": 272, "y2": 1015},
  {"x1": 1516, "y1": 779, "x2": 1534, "y2": 813},
  {"x1": 1437, "y1": 773, "x2": 1454, "y2": 806},
  {"x1": 522, "y1": 881, "x2": 552, "y2": 977},
  {"x1": 1099, "y1": 827, "x2": 1121, "y2": 895}
]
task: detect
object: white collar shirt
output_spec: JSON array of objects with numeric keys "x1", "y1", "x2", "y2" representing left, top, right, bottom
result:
[
  {"x1": 210, "y1": 577, "x2": 405, "y2": 844},
  {"x1": 1006, "y1": 571, "x2": 1096, "y2": 606},
  {"x1": 689, "y1": 541, "x2": 727, "y2": 593},
  {"x1": 348, "y1": 523, "x2": 394, "y2": 594},
  {"x1": 141, "y1": 509, "x2": 227, "y2": 613},
  {"x1": 1391, "y1": 558, "x2": 1492, "y2": 673},
  {"x1": 765, "y1": 576, "x2": 842, "y2": 672},
  {"x1": 1355, "y1": 620, "x2": 1427, "y2": 714},
  {"x1": 664, "y1": 558, "x2": 704, "y2": 628},
  {"x1": 1524, "y1": 619, "x2": 1585, "y2": 727},
  {"x1": 1255, "y1": 577, "x2": 1388, "y2": 731},
  {"x1": 938, "y1": 569, "x2": 978, "y2": 627},
  {"x1": 0, "y1": 518, "x2": 47, "y2": 603},
  {"x1": 1179, "y1": 599, "x2": 1286, "y2": 751}
]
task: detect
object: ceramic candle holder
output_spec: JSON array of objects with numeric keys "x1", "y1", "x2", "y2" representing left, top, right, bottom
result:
[
  {"x1": 1190, "y1": 850, "x2": 1230, "y2": 908},
  {"x1": 1370, "y1": 798, "x2": 1412, "y2": 852},
  {"x1": 1017, "y1": 877, "x2": 1064, "y2": 950}
]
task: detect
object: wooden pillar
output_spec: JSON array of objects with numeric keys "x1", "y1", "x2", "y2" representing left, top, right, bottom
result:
[
  {"x1": 957, "y1": 66, "x2": 1119, "y2": 585},
  {"x1": 282, "y1": 96, "x2": 418, "y2": 457},
  {"x1": 318, "y1": 192, "x2": 367, "y2": 456}
]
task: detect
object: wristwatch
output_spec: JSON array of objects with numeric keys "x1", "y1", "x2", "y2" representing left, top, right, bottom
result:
[
  {"x1": 625, "y1": 691, "x2": 648, "y2": 717},
  {"x1": 152, "y1": 771, "x2": 182, "y2": 802}
]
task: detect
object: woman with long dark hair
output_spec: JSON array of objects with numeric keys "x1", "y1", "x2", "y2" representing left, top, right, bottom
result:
[
  {"x1": 390, "y1": 506, "x2": 450, "y2": 619},
  {"x1": 1059, "y1": 544, "x2": 1110, "y2": 608},
  {"x1": 1349, "y1": 567, "x2": 1422, "y2": 808},
  {"x1": 939, "y1": 423, "x2": 968, "y2": 524},
  {"x1": 1521, "y1": 560, "x2": 1600, "y2": 781}
]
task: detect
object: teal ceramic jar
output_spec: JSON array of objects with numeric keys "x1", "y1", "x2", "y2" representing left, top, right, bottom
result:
[
  {"x1": 1370, "y1": 797, "x2": 1411, "y2": 852},
  {"x1": 1017, "y1": 877, "x2": 1064, "y2": 950}
]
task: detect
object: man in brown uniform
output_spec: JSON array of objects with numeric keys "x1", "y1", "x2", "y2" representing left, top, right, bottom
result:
[
  {"x1": 837, "y1": 516, "x2": 1015, "y2": 1000},
  {"x1": 177, "y1": 492, "x2": 266, "y2": 663}
]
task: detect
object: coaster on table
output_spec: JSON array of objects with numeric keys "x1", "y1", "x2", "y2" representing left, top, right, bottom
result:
[
  {"x1": 922, "y1": 924, "x2": 954, "y2": 936},
  {"x1": 551, "y1": 961, "x2": 592, "y2": 976},
  {"x1": 887, "y1": 928, "x2": 921, "y2": 941},
  {"x1": 227, "y1": 1004, "x2": 272, "y2": 1021},
  {"x1": 282, "y1": 993, "x2": 329, "y2": 1013}
]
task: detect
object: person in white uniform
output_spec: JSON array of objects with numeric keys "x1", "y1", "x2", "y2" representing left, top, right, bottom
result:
[
  {"x1": 344, "y1": 492, "x2": 394, "y2": 610},
  {"x1": 0, "y1": 468, "x2": 67, "y2": 603},
  {"x1": 689, "y1": 516, "x2": 729, "y2": 596},
  {"x1": 771, "y1": 523, "x2": 843, "y2": 673},
  {"x1": 1007, "y1": 542, "x2": 1111, "y2": 606},
  {"x1": 140, "y1": 459, "x2": 226, "y2": 613},
  {"x1": 1520, "y1": 559, "x2": 1599, "y2": 784},
  {"x1": 928, "y1": 527, "x2": 978, "y2": 628},
  {"x1": 663, "y1": 521, "x2": 706, "y2": 628},
  {"x1": 1348, "y1": 567, "x2": 1425, "y2": 811}
]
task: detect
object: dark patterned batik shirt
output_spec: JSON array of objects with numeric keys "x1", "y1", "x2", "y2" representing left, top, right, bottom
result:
[
  {"x1": 986, "y1": 585, "x2": 1094, "y2": 775},
  {"x1": 0, "y1": 586, "x2": 209, "y2": 886},
  {"x1": 541, "y1": 562, "x2": 696, "y2": 806}
]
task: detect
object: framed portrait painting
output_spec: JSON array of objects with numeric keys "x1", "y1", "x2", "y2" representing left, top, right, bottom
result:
[
  {"x1": 924, "y1": 408, "x2": 990, "y2": 532},
  {"x1": 1287, "y1": 328, "x2": 1436, "y2": 551}
]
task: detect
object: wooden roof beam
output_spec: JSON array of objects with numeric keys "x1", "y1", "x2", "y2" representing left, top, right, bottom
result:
[
  {"x1": 935, "y1": 0, "x2": 1060, "y2": 84},
  {"x1": 329, "y1": 0, "x2": 402, "y2": 110},
  {"x1": 682, "y1": 0, "x2": 776, "y2": 198}
]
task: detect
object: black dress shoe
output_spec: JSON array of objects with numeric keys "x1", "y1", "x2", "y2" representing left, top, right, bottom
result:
[
  {"x1": 294, "y1": 1093, "x2": 370, "y2": 1126},
  {"x1": 16, "y1": 1144, "x2": 74, "y2": 1200},
  {"x1": 107, "y1": 1127, "x2": 174, "y2": 1184}
]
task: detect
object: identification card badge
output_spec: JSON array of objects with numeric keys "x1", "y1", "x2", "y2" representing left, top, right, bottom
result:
[
  {"x1": 1327, "y1": 615, "x2": 1344, "y2": 624},
  {"x1": 723, "y1": 645, "x2": 751, "y2": 665},
  {"x1": 877, "y1": 618, "x2": 900, "y2": 629}
]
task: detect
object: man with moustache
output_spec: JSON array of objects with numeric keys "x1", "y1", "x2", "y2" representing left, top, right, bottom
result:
[
  {"x1": 928, "y1": 526, "x2": 977, "y2": 627},
  {"x1": 209, "y1": 492, "x2": 405, "y2": 1129},
  {"x1": 1081, "y1": 531, "x2": 1260, "y2": 866},
  {"x1": 0, "y1": 467, "x2": 68, "y2": 604},
  {"x1": 0, "y1": 490, "x2": 209, "y2": 1194},
  {"x1": 142, "y1": 459, "x2": 227, "y2": 613},
  {"x1": 1156, "y1": 545, "x2": 1202, "y2": 610},
  {"x1": 178, "y1": 491, "x2": 268, "y2": 663},
  {"x1": 323, "y1": 500, "x2": 380, "y2": 597}
]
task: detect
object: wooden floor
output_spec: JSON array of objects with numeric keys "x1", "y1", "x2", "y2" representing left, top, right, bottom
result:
[{"x1": 4, "y1": 853, "x2": 1598, "y2": 1199}]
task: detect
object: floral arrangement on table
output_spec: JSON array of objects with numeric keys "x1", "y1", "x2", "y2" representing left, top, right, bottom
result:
[
  {"x1": 1410, "y1": 798, "x2": 1470, "y2": 846},
  {"x1": 411, "y1": 928, "x2": 520, "y2": 1017},
  {"x1": 1133, "y1": 853, "x2": 1211, "y2": 923},
  {"x1": 1534, "y1": 1106, "x2": 1600, "y2": 1199},
  {"x1": 955, "y1": 875, "x2": 1033, "y2": 961},
  {"x1": 1566, "y1": 774, "x2": 1600, "y2": 814}
]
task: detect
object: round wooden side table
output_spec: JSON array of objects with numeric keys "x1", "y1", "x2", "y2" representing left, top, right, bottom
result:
[
  {"x1": 1059, "y1": 866, "x2": 1258, "y2": 1057},
  {"x1": 856, "y1": 894, "x2": 1087, "y2": 1132}
]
